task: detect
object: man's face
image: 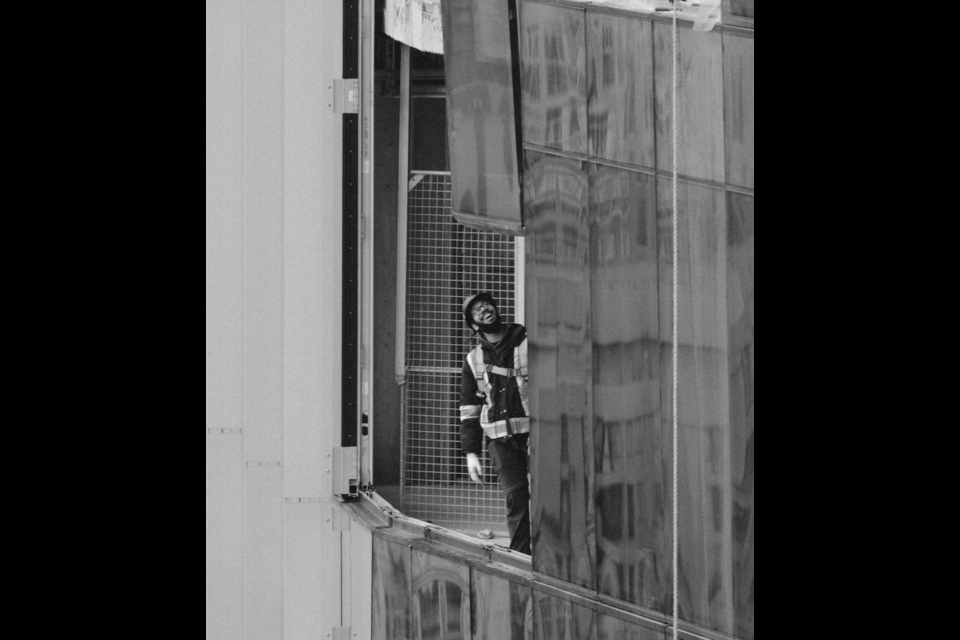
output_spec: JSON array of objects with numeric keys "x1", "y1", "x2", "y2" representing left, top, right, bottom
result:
[{"x1": 470, "y1": 300, "x2": 498, "y2": 326}]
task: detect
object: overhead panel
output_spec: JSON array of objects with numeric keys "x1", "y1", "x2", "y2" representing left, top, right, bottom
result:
[{"x1": 440, "y1": 0, "x2": 525, "y2": 236}]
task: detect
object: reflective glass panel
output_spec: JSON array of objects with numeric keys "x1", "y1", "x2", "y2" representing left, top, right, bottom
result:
[
  {"x1": 523, "y1": 150, "x2": 596, "y2": 590},
  {"x1": 726, "y1": 190, "x2": 754, "y2": 639},
  {"x1": 589, "y1": 164, "x2": 668, "y2": 609},
  {"x1": 597, "y1": 611, "x2": 666, "y2": 640},
  {"x1": 441, "y1": 0, "x2": 524, "y2": 234},
  {"x1": 411, "y1": 545, "x2": 471, "y2": 640},
  {"x1": 520, "y1": 1, "x2": 587, "y2": 154},
  {"x1": 729, "y1": 0, "x2": 755, "y2": 19},
  {"x1": 657, "y1": 178, "x2": 744, "y2": 636},
  {"x1": 723, "y1": 31, "x2": 755, "y2": 189},
  {"x1": 586, "y1": 14, "x2": 654, "y2": 167},
  {"x1": 472, "y1": 569, "x2": 533, "y2": 640},
  {"x1": 533, "y1": 590, "x2": 596, "y2": 640},
  {"x1": 515, "y1": 5, "x2": 753, "y2": 638},
  {"x1": 372, "y1": 536, "x2": 411, "y2": 640},
  {"x1": 653, "y1": 23, "x2": 724, "y2": 183}
]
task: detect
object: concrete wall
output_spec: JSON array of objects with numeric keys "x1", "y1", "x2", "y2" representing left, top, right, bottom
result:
[{"x1": 206, "y1": 1, "x2": 355, "y2": 637}]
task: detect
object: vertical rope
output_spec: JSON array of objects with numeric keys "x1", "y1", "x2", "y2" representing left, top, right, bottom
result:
[{"x1": 671, "y1": 3, "x2": 681, "y2": 640}]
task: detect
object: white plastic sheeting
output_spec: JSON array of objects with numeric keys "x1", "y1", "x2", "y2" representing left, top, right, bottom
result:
[{"x1": 384, "y1": 0, "x2": 444, "y2": 54}]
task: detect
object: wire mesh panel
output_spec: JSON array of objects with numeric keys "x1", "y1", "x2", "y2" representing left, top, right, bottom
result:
[{"x1": 402, "y1": 172, "x2": 518, "y2": 533}]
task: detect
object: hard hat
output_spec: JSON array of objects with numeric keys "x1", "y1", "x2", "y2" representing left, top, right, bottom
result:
[{"x1": 462, "y1": 292, "x2": 497, "y2": 329}]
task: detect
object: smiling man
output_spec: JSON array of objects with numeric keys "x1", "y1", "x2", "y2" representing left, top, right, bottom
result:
[{"x1": 459, "y1": 292, "x2": 531, "y2": 554}]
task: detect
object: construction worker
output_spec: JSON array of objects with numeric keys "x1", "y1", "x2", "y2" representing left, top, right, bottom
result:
[{"x1": 459, "y1": 292, "x2": 530, "y2": 554}]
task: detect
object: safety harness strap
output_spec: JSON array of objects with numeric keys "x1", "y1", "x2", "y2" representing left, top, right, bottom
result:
[
  {"x1": 466, "y1": 340, "x2": 530, "y2": 439},
  {"x1": 469, "y1": 344, "x2": 527, "y2": 380},
  {"x1": 485, "y1": 364, "x2": 523, "y2": 378}
]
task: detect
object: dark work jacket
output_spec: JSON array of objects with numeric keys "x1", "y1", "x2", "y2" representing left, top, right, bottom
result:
[{"x1": 459, "y1": 323, "x2": 528, "y2": 456}]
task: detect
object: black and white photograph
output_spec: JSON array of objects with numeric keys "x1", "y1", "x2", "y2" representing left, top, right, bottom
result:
[{"x1": 207, "y1": 1, "x2": 754, "y2": 638}]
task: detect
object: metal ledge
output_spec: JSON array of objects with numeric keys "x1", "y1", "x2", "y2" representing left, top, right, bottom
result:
[
  {"x1": 339, "y1": 492, "x2": 737, "y2": 640},
  {"x1": 451, "y1": 211, "x2": 526, "y2": 237}
]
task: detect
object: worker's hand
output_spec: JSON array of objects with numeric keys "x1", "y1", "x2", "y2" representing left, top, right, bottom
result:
[{"x1": 466, "y1": 453, "x2": 484, "y2": 485}]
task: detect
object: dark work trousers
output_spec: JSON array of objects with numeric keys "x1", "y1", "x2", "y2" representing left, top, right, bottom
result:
[{"x1": 487, "y1": 433, "x2": 530, "y2": 554}]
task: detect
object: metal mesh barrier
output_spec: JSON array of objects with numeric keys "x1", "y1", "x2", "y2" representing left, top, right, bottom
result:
[{"x1": 401, "y1": 172, "x2": 517, "y2": 533}]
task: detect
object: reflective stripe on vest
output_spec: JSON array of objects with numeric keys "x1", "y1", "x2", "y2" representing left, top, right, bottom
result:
[
  {"x1": 459, "y1": 404, "x2": 480, "y2": 421},
  {"x1": 480, "y1": 416, "x2": 529, "y2": 440},
  {"x1": 466, "y1": 341, "x2": 530, "y2": 439}
]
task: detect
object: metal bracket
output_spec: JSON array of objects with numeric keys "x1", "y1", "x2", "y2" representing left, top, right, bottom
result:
[
  {"x1": 331, "y1": 446, "x2": 359, "y2": 498},
  {"x1": 331, "y1": 78, "x2": 359, "y2": 113}
]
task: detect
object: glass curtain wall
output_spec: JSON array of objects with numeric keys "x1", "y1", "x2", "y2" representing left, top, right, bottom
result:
[{"x1": 520, "y1": 2, "x2": 754, "y2": 638}]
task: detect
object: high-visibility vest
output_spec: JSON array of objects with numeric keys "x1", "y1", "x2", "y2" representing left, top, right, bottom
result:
[{"x1": 461, "y1": 340, "x2": 529, "y2": 440}]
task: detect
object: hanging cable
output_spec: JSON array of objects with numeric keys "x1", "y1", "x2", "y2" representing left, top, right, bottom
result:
[{"x1": 671, "y1": 3, "x2": 681, "y2": 640}]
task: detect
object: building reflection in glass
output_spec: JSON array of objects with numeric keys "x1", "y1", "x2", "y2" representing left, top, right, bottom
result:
[
  {"x1": 520, "y1": 2, "x2": 586, "y2": 154},
  {"x1": 411, "y1": 546, "x2": 471, "y2": 640},
  {"x1": 586, "y1": 14, "x2": 654, "y2": 168},
  {"x1": 524, "y1": 150, "x2": 596, "y2": 591},
  {"x1": 372, "y1": 535, "x2": 411, "y2": 640},
  {"x1": 533, "y1": 590, "x2": 596, "y2": 640},
  {"x1": 519, "y1": 2, "x2": 754, "y2": 637},
  {"x1": 590, "y1": 164, "x2": 667, "y2": 610},
  {"x1": 472, "y1": 570, "x2": 533, "y2": 640},
  {"x1": 441, "y1": 0, "x2": 523, "y2": 230}
]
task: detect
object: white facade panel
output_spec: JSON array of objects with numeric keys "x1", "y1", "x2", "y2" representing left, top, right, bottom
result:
[
  {"x1": 206, "y1": 0, "x2": 244, "y2": 433},
  {"x1": 206, "y1": 434, "x2": 244, "y2": 640},
  {"x1": 207, "y1": 0, "x2": 355, "y2": 637},
  {"x1": 283, "y1": 0, "x2": 344, "y2": 500},
  {"x1": 243, "y1": 465, "x2": 285, "y2": 640},
  {"x1": 283, "y1": 502, "x2": 343, "y2": 640},
  {"x1": 347, "y1": 522, "x2": 374, "y2": 640},
  {"x1": 242, "y1": 0, "x2": 286, "y2": 463}
]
